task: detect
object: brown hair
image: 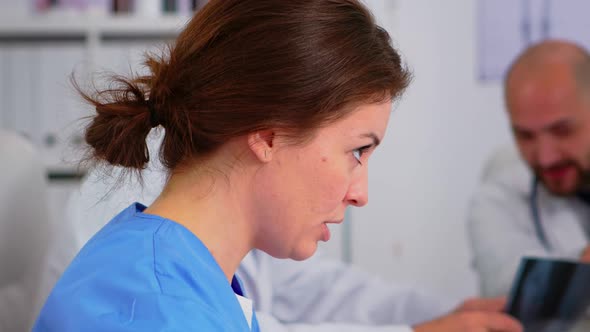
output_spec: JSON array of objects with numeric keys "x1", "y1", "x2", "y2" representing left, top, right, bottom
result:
[{"x1": 80, "y1": 0, "x2": 410, "y2": 172}]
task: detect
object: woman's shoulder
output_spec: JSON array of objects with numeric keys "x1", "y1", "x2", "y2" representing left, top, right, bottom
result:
[
  {"x1": 34, "y1": 288, "x2": 241, "y2": 331},
  {"x1": 35, "y1": 203, "x2": 248, "y2": 331},
  {"x1": 58, "y1": 203, "x2": 214, "y2": 297}
]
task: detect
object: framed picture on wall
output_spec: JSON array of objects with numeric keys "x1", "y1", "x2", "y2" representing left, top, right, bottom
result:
[{"x1": 478, "y1": 0, "x2": 590, "y2": 81}]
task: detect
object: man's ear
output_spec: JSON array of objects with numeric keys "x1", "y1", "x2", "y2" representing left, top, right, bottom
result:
[{"x1": 247, "y1": 130, "x2": 275, "y2": 162}]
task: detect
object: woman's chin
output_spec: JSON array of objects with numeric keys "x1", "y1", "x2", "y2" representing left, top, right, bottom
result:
[{"x1": 289, "y1": 243, "x2": 318, "y2": 261}]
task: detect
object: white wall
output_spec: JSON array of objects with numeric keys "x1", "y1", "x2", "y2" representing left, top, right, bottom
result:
[{"x1": 349, "y1": 0, "x2": 514, "y2": 302}]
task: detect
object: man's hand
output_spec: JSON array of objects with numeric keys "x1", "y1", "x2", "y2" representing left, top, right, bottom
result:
[
  {"x1": 454, "y1": 297, "x2": 507, "y2": 312},
  {"x1": 580, "y1": 245, "x2": 590, "y2": 263},
  {"x1": 413, "y1": 297, "x2": 522, "y2": 332},
  {"x1": 413, "y1": 311, "x2": 523, "y2": 332}
]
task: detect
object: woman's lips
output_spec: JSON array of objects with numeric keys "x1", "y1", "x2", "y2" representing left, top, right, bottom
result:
[
  {"x1": 321, "y1": 219, "x2": 343, "y2": 242},
  {"x1": 321, "y1": 223, "x2": 331, "y2": 242}
]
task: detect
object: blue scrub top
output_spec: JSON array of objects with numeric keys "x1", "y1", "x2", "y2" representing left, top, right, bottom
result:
[{"x1": 34, "y1": 203, "x2": 259, "y2": 331}]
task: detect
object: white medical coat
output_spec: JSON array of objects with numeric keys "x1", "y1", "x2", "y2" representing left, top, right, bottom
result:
[{"x1": 467, "y1": 145, "x2": 590, "y2": 297}]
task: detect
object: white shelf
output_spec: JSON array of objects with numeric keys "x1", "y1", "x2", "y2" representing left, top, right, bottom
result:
[
  {"x1": 0, "y1": 15, "x2": 190, "y2": 38},
  {"x1": 100, "y1": 15, "x2": 190, "y2": 35}
]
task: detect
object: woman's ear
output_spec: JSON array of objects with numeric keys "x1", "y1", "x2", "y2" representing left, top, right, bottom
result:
[{"x1": 247, "y1": 130, "x2": 275, "y2": 162}]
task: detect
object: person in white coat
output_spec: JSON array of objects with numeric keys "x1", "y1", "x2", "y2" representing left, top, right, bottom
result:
[
  {"x1": 37, "y1": 132, "x2": 522, "y2": 332},
  {"x1": 0, "y1": 131, "x2": 51, "y2": 332},
  {"x1": 468, "y1": 39, "x2": 590, "y2": 297}
]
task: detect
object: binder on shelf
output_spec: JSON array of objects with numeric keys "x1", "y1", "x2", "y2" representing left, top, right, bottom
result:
[
  {"x1": 0, "y1": 48, "x2": 6, "y2": 129},
  {"x1": 36, "y1": 44, "x2": 86, "y2": 154},
  {"x1": 112, "y1": 0, "x2": 133, "y2": 14},
  {"x1": 135, "y1": 0, "x2": 161, "y2": 17},
  {"x1": 3, "y1": 46, "x2": 39, "y2": 144}
]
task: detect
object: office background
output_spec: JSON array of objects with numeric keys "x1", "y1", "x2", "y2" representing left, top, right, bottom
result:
[{"x1": 1, "y1": 0, "x2": 589, "y2": 304}]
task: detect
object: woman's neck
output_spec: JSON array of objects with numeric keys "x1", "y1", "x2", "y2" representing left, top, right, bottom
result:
[{"x1": 144, "y1": 166, "x2": 254, "y2": 283}]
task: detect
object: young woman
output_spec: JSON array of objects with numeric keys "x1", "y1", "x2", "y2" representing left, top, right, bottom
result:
[{"x1": 34, "y1": 0, "x2": 409, "y2": 330}]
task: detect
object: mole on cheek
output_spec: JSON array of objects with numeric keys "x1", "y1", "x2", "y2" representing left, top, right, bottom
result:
[{"x1": 321, "y1": 157, "x2": 328, "y2": 162}]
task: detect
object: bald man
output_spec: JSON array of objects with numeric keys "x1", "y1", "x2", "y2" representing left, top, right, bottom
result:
[{"x1": 468, "y1": 40, "x2": 590, "y2": 297}]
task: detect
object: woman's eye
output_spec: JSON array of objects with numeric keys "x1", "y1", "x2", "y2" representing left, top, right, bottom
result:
[
  {"x1": 352, "y1": 144, "x2": 374, "y2": 165},
  {"x1": 353, "y1": 145, "x2": 371, "y2": 164},
  {"x1": 353, "y1": 149, "x2": 363, "y2": 163}
]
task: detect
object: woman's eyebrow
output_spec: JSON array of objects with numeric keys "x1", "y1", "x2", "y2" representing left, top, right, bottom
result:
[{"x1": 359, "y1": 133, "x2": 381, "y2": 146}]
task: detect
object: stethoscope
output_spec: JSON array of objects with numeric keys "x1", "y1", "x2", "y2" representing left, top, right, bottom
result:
[{"x1": 529, "y1": 176, "x2": 552, "y2": 251}]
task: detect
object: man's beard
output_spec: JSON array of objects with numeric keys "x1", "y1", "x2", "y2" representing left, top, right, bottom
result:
[{"x1": 534, "y1": 160, "x2": 590, "y2": 195}]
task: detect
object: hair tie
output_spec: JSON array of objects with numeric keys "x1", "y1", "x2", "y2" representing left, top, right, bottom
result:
[{"x1": 147, "y1": 102, "x2": 160, "y2": 128}]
